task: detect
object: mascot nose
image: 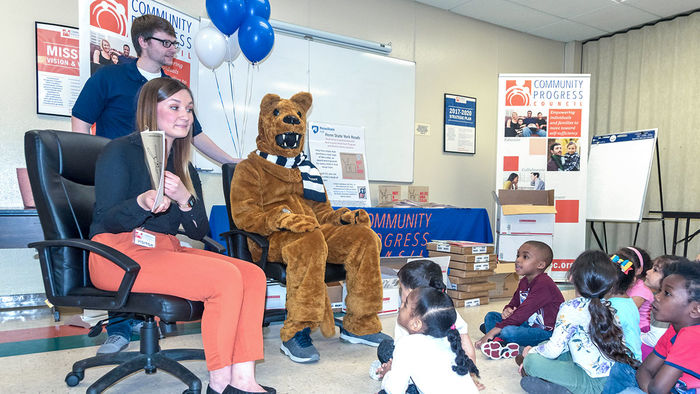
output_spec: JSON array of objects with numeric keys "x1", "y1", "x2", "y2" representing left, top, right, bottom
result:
[{"x1": 283, "y1": 115, "x2": 300, "y2": 125}]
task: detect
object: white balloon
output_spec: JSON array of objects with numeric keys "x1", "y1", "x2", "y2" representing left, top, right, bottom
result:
[
  {"x1": 194, "y1": 26, "x2": 227, "y2": 70},
  {"x1": 225, "y1": 31, "x2": 242, "y2": 63}
]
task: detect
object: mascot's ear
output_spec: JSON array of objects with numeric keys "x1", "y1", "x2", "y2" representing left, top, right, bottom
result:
[
  {"x1": 260, "y1": 94, "x2": 280, "y2": 113},
  {"x1": 290, "y1": 92, "x2": 312, "y2": 114}
]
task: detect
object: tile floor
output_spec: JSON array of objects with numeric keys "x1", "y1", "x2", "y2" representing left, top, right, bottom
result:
[{"x1": 0, "y1": 292, "x2": 573, "y2": 394}]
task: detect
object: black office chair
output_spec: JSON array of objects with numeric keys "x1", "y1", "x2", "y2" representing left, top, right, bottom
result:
[
  {"x1": 219, "y1": 162, "x2": 346, "y2": 324},
  {"x1": 24, "y1": 130, "x2": 210, "y2": 394}
]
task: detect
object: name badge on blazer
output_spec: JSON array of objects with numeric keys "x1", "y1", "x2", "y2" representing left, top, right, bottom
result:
[{"x1": 133, "y1": 228, "x2": 156, "y2": 248}]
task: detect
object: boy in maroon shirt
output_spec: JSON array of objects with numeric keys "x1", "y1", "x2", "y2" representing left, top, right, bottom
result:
[{"x1": 475, "y1": 241, "x2": 564, "y2": 359}]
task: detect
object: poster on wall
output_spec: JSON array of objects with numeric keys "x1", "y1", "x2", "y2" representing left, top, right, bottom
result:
[
  {"x1": 495, "y1": 74, "x2": 590, "y2": 281},
  {"x1": 78, "y1": 0, "x2": 199, "y2": 89},
  {"x1": 444, "y1": 94, "x2": 477, "y2": 154},
  {"x1": 35, "y1": 22, "x2": 81, "y2": 117},
  {"x1": 307, "y1": 122, "x2": 371, "y2": 207}
]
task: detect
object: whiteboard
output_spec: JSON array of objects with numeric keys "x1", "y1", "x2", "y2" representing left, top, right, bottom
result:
[
  {"x1": 194, "y1": 31, "x2": 416, "y2": 182},
  {"x1": 586, "y1": 129, "x2": 657, "y2": 222}
]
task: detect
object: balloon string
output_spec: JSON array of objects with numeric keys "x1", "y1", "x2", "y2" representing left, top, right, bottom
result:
[
  {"x1": 227, "y1": 61, "x2": 241, "y2": 158},
  {"x1": 213, "y1": 69, "x2": 237, "y2": 157},
  {"x1": 241, "y1": 63, "x2": 255, "y2": 143}
]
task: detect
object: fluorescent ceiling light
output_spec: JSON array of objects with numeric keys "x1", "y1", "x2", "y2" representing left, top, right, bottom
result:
[{"x1": 270, "y1": 20, "x2": 392, "y2": 55}]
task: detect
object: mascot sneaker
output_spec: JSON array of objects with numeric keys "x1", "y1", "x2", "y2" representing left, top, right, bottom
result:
[
  {"x1": 280, "y1": 327, "x2": 319, "y2": 363},
  {"x1": 339, "y1": 328, "x2": 392, "y2": 347}
]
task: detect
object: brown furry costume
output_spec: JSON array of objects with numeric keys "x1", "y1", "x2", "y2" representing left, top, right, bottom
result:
[{"x1": 229, "y1": 92, "x2": 383, "y2": 342}]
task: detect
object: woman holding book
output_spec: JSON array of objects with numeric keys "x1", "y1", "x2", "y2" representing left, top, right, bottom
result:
[{"x1": 88, "y1": 77, "x2": 274, "y2": 394}]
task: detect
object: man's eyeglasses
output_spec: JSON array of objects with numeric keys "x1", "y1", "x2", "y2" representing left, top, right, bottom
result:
[{"x1": 146, "y1": 37, "x2": 180, "y2": 49}]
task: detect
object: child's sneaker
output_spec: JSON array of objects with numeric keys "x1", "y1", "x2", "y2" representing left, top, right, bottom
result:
[{"x1": 481, "y1": 338, "x2": 520, "y2": 359}]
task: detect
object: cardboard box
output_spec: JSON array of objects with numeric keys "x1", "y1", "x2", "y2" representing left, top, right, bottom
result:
[
  {"x1": 452, "y1": 296, "x2": 489, "y2": 308},
  {"x1": 498, "y1": 234, "x2": 553, "y2": 262},
  {"x1": 448, "y1": 270, "x2": 493, "y2": 283},
  {"x1": 378, "y1": 185, "x2": 401, "y2": 204},
  {"x1": 408, "y1": 186, "x2": 429, "y2": 203},
  {"x1": 448, "y1": 266, "x2": 495, "y2": 278},
  {"x1": 497, "y1": 190, "x2": 556, "y2": 235},
  {"x1": 427, "y1": 241, "x2": 495, "y2": 255},
  {"x1": 327, "y1": 282, "x2": 344, "y2": 311},
  {"x1": 448, "y1": 260, "x2": 494, "y2": 272},
  {"x1": 265, "y1": 282, "x2": 286, "y2": 310},
  {"x1": 494, "y1": 261, "x2": 515, "y2": 274},
  {"x1": 428, "y1": 251, "x2": 496, "y2": 263},
  {"x1": 449, "y1": 281, "x2": 496, "y2": 293},
  {"x1": 488, "y1": 273, "x2": 520, "y2": 299},
  {"x1": 447, "y1": 289, "x2": 489, "y2": 300}
]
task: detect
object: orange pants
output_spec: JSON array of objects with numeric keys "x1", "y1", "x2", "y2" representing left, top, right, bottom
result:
[{"x1": 89, "y1": 232, "x2": 266, "y2": 371}]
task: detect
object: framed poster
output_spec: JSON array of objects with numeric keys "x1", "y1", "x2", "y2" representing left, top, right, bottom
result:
[
  {"x1": 443, "y1": 93, "x2": 476, "y2": 154},
  {"x1": 35, "y1": 22, "x2": 80, "y2": 117}
]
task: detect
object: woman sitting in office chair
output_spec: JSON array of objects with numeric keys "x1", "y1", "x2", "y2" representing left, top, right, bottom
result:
[{"x1": 88, "y1": 77, "x2": 274, "y2": 394}]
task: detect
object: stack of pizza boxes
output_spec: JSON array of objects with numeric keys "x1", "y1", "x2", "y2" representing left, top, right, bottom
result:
[{"x1": 427, "y1": 241, "x2": 497, "y2": 307}]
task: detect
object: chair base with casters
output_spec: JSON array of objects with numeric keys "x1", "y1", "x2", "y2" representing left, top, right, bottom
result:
[{"x1": 65, "y1": 317, "x2": 205, "y2": 394}]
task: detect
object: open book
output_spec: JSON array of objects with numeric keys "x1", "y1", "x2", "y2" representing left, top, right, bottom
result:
[{"x1": 140, "y1": 130, "x2": 165, "y2": 212}]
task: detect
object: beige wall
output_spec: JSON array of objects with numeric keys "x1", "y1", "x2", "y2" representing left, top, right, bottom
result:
[{"x1": 2, "y1": 0, "x2": 564, "y2": 218}]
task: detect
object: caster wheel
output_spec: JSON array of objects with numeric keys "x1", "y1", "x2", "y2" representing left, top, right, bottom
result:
[{"x1": 65, "y1": 371, "x2": 84, "y2": 387}]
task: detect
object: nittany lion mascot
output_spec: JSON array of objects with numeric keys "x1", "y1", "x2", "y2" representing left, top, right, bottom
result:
[{"x1": 229, "y1": 92, "x2": 389, "y2": 363}]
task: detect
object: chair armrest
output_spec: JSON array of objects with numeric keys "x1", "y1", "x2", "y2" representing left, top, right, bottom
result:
[
  {"x1": 201, "y1": 235, "x2": 225, "y2": 254},
  {"x1": 28, "y1": 238, "x2": 140, "y2": 309},
  {"x1": 219, "y1": 229, "x2": 270, "y2": 270}
]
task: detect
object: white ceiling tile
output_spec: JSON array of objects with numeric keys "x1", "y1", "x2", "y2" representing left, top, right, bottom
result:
[
  {"x1": 529, "y1": 20, "x2": 609, "y2": 42},
  {"x1": 414, "y1": 0, "x2": 472, "y2": 10},
  {"x1": 451, "y1": 0, "x2": 562, "y2": 30},
  {"x1": 625, "y1": 0, "x2": 700, "y2": 18},
  {"x1": 506, "y1": 0, "x2": 614, "y2": 19},
  {"x1": 570, "y1": 3, "x2": 661, "y2": 32}
]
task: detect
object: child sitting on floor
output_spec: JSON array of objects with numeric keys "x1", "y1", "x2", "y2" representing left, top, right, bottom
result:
[
  {"x1": 373, "y1": 260, "x2": 481, "y2": 390},
  {"x1": 380, "y1": 287, "x2": 480, "y2": 393},
  {"x1": 640, "y1": 255, "x2": 688, "y2": 360},
  {"x1": 606, "y1": 260, "x2": 700, "y2": 393},
  {"x1": 520, "y1": 250, "x2": 640, "y2": 394},
  {"x1": 475, "y1": 241, "x2": 564, "y2": 359},
  {"x1": 617, "y1": 246, "x2": 654, "y2": 331}
]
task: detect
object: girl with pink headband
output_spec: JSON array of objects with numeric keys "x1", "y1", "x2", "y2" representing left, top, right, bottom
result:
[{"x1": 612, "y1": 246, "x2": 653, "y2": 331}]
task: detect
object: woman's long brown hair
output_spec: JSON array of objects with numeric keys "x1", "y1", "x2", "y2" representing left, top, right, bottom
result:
[{"x1": 135, "y1": 77, "x2": 196, "y2": 197}]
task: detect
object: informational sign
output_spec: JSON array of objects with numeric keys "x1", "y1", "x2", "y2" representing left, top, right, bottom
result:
[
  {"x1": 78, "y1": 0, "x2": 199, "y2": 88},
  {"x1": 444, "y1": 94, "x2": 476, "y2": 154},
  {"x1": 495, "y1": 74, "x2": 590, "y2": 281},
  {"x1": 35, "y1": 22, "x2": 81, "y2": 117},
  {"x1": 307, "y1": 122, "x2": 371, "y2": 207}
]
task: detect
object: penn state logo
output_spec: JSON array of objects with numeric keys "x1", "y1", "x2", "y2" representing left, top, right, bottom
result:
[
  {"x1": 90, "y1": 0, "x2": 129, "y2": 36},
  {"x1": 505, "y1": 79, "x2": 531, "y2": 106},
  {"x1": 311, "y1": 125, "x2": 319, "y2": 134}
]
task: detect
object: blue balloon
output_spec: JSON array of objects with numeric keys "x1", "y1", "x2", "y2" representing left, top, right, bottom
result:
[
  {"x1": 245, "y1": 0, "x2": 271, "y2": 20},
  {"x1": 238, "y1": 16, "x2": 275, "y2": 64},
  {"x1": 206, "y1": 0, "x2": 246, "y2": 36}
]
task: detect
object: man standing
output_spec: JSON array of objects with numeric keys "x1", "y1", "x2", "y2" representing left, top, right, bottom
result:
[
  {"x1": 71, "y1": 14, "x2": 234, "y2": 355},
  {"x1": 72, "y1": 14, "x2": 234, "y2": 164}
]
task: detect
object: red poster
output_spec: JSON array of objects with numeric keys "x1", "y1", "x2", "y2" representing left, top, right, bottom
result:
[{"x1": 36, "y1": 22, "x2": 81, "y2": 116}]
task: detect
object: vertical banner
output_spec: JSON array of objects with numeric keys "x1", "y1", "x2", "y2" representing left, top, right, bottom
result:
[
  {"x1": 443, "y1": 94, "x2": 477, "y2": 154},
  {"x1": 35, "y1": 22, "x2": 80, "y2": 116},
  {"x1": 79, "y1": 0, "x2": 199, "y2": 90},
  {"x1": 307, "y1": 122, "x2": 371, "y2": 207},
  {"x1": 496, "y1": 74, "x2": 590, "y2": 281}
]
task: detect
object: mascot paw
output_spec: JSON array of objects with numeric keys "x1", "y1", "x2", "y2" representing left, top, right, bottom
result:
[
  {"x1": 340, "y1": 209, "x2": 371, "y2": 226},
  {"x1": 277, "y1": 213, "x2": 319, "y2": 233}
]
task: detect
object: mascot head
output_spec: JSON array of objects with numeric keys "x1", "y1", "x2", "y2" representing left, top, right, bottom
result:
[{"x1": 256, "y1": 92, "x2": 313, "y2": 158}]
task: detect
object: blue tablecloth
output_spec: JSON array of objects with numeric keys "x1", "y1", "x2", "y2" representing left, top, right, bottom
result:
[{"x1": 208, "y1": 205, "x2": 493, "y2": 257}]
